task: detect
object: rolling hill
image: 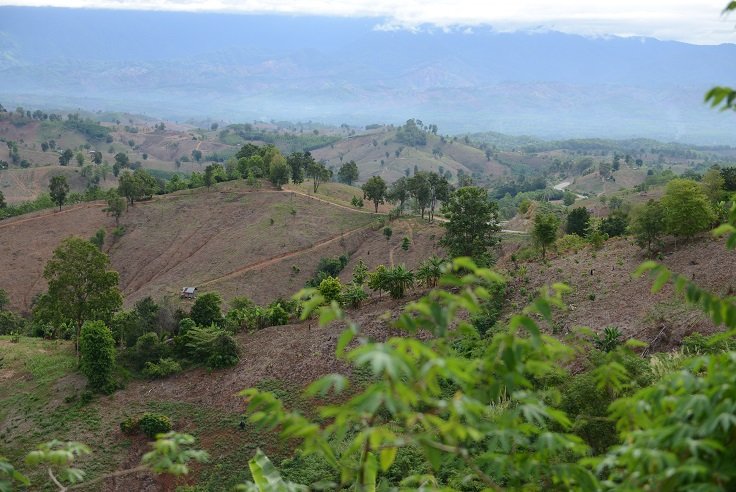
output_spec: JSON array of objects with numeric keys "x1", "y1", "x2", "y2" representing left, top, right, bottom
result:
[{"x1": 0, "y1": 180, "x2": 444, "y2": 314}]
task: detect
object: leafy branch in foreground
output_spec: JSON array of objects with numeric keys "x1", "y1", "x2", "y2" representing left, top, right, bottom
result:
[
  {"x1": 241, "y1": 258, "x2": 598, "y2": 490},
  {"x1": 4, "y1": 433, "x2": 208, "y2": 492}
]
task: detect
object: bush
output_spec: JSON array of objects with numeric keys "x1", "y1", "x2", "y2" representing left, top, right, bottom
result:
[
  {"x1": 180, "y1": 326, "x2": 239, "y2": 369},
  {"x1": 306, "y1": 255, "x2": 349, "y2": 287},
  {"x1": 265, "y1": 303, "x2": 289, "y2": 326},
  {"x1": 592, "y1": 326, "x2": 623, "y2": 352},
  {"x1": 556, "y1": 234, "x2": 588, "y2": 253},
  {"x1": 79, "y1": 320, "x2": 116, "y2": 393},
  {"x1": 682, "y1": 332, "x2": 735, "y2": 354},
  {"x1": 0, "y1": 310, "x2": 25, "y2": 335},
  {"x1": 142, "y1": 358, "x2": 182, "y2": 379},
  {"x1": 138, "y1": 413, "x2": 172, "y2": 438},
  {"x1": 120, "y1": 416, "x2": 138, "y2": 435},
  {"x1": 132, "y1": 332, "x2": 168, "y2": 369},
  {"x1": 190, "y1": 292, "x2": 223, "y2": 327},
  {"x1": 341, "y1": 283, "x2": 368, "y2": 308},
  {"x1": 178, "y1": 317, "x2": 197, "y2": 335},
  {"x1": 318, "y1": 276, "x2": 343, "y2": 303}
]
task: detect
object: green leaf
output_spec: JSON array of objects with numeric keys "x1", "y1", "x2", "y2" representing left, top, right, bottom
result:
[
  {"x1": 379, "y1": 447, "x2": 398, "y2": 471},
  {"x1": 362, "y1": 452, "x2": 378, "y2": 492},
  {"x1": 651, "y1": 269, "x2": 671, "y2": 293}
]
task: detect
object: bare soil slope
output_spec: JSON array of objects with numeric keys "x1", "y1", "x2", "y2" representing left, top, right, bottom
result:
[
  {"x1": 501, "y1": 236, "x2": 736, "y2": 351},
  {"x1": 0, "y1": 179, "x2": 446, "y2": 314}
]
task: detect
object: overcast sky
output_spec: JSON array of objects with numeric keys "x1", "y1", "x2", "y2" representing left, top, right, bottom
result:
[{"x1": 3, "y1": 0, "x2": 736, "y2": 44}]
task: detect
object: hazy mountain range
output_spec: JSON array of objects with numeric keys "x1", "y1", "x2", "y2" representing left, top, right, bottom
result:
[{"x1": 2, "y1": 7, "x2": 736, "y2": 144}]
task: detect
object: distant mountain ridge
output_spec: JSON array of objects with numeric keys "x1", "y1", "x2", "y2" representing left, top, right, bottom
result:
[{"x1": 1, "y1": 7, "x2": 736, "y2": 144}]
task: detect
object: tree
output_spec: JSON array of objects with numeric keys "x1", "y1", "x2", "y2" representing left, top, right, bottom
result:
[
  {"x1": 269, "y1": 155, "x2": 289, "y2": 190},
  {"x1": 204, "y1": 164, "x2": 216, "y2": 190},
  {"x1": 114, "y1": 152, "x2": 129, "y2": 169},
  {"x1": 630, "y1": 199, "x2": 666, "y2": 254},
  {"x1": 286, "y1": 152, "x2": 308, "y2": 184},
  {"x1": 75, "y1": 151, "x2": 85, "y2": 167},
  {"x1": 190, "y1": 292, "x2": 223, "y2": 327},
  {"x1": 563, "y1": 191, "x2": 576, "y2": 206},
  {"x1": 408, "y1": 172, "x2": 432, "y2": 219},
  {"x1": 92, "y1": 151, "x2": 103, "y2": 165},
  {"x1": 661, "y1": 178, "x2": 715, "y2": 241},
  {"x1": 58, "y1": 149, "x2": 73, "y2": 166},
  {"x1": 191, "y1": 149, "x2": 202, "y2": 163},
  {"x1": 362, "y1": 176, "x2": 387, "y2": 213},
  {"x1": 307, "y1": 161, "x2": 332, "y2": 193},
  {"x1": 104, "y1": 193, "x2": 125, "y2": 226},
  {"x1": 440, "y1": 186, "x2": 501, "y2": 265},
  {"x1": 383, "y1": 226, "x2": 392, "y2": 241},
  {"x1": 79, "y1": 320, "x2": 116, "y2": 393},
  {"x1": 49, "y1": 175, "x2": 69, "y2": 211},
  {"x1": 387, "y1": 176, "x2": 409, "y2": 212},
  {"x1": 34, "y1": 238, "x2": 122, "y2": 354},
  {"x1": 702, "y1": 168, "x2": 725, "y2": 204},
  {"x1": 427, "y1": 172, "x2": 451, "y2": 222},
  {"x1": 337, "y1": 160, "x2": 359, "y2": 185},
  {"x1": 532, "y1": 212, "x2": 560, "y2": 259},
  {"x1": 0, "y1": 190, "x2": 5, "y2": 209},
  {"x1": 599, "y1": 212, "x2": 629, "y2": 237},
  {"x1": 566, "y1": 207, "x2": 591, "y2": 236}
]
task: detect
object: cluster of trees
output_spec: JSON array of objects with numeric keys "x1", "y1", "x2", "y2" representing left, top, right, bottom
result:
[
  {"x1": 527, "y1": 172, "x2": 730, "y2": 260},
  {"x1": 395, "y1": 118, "x2": 429, "y2": 146}
]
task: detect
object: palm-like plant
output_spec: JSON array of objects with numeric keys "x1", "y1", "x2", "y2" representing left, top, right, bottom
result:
[
  {"x1": 384, "y1": 265, "x2": 415, "y2": 299},
  {"x1": 415, "y1": 256, "x2": 445, "y2": 288}
]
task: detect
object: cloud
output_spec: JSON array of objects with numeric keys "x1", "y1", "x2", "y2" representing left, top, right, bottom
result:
[{"x1": 3, "y1": 0, "x2": 735, "y2": 44}]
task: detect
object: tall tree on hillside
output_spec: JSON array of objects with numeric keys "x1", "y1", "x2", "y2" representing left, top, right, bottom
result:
[
  {"x1": 49, "y1": 175, "x2": 69, "y2": 211},
  {"x1": 307, "y1": 161, "x2": 332, "y2": 193},
  {"x1": 533, "y1": 212, "x2": 560, "y2": 259},
  {"x1": 408, "y1": 172, "x2": 432, "y2": 219},
  {"x1": 630, "y1": 199, "x2": 666, "y2": 254},
  {"x1": 204, "y1": 164, "x2": 216, "y2": 190},
  {"x1": 566, "y1": 207, "x2": 591, "y2": 237},
  {"x1": 427, "y1": 172, "x2": 451, "y2": 222},
  {"x1": 33, "y1": 238, "x2": 122, "y2": 354},
  {"x1": 58, "y1": 149, "x2": 74, "y2": 166},
  {"x1": 440, "y1": 186, "x2": 501, "y2": 266},
  {"x1": 286, "y1": 152, "x2": 308, "y2": 184},
  {"x1": 362, "y1": 176, "x2": 387, "y2": 213},
  {"x1": 269, "y1": 154, "x2": 290, "y2": 190},
  {"x1": 92, "y1": 151, "x2": 103, "y2": 165},
  {"x1": 702, "y1": 168, "x2": 725, "y2": 204},
  {"x1": 387, "y1": 176, "x2": 410, "y2": 213},
  {"x1": 661, "y1": 178, "x2": 715, "y2": 241},
  {"x1": 337, "y1": 160, "x2": 359, "y2": 186},
  {"x1": 105, "y1": 193, "x2": 126, "y2": 225}
]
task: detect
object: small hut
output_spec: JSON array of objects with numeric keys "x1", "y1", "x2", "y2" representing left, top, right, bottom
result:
[{"x1": 180, "y1": 287, "x2": 197, "y2": 299}]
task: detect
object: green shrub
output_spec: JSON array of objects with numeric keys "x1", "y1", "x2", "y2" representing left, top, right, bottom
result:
[
  {"x1": 556, "y1": 234, "x2": 587, "y2": 253},
  {"x1": 120, "y1": 416, "x2": 139, "y2": 435},
  {"x1": 265, "y1": 303, "x2": 289, "y2": 326},
  {"x1": 79, "y1": 320, "x2": 116, "y2": 393},
  {"x1": 592, "y1": 326, "x2": 623, "y2": 352},
  {"x1": 318, "y1": 276, "x2": 343, "y2": 303},
  {"x1": 178, "y1": 317, "x2": 197, "y2": 334},
  {"x1": 132, "y1": 332, "x2": 168, "y2": 369},
  {"x1": 682, "y1": 332, "x2": 735, "y2": 354},
  {"x1": 180, "y1": 326, "x2": 239, "y2": 369},
  {"x1": 142, "y1": 358, "x2": 182, "y2": 379},
  {"x1": 0, "y1": 311, "x2": 25, "y2": 336},
  {"x1": 138, "y1": 413, "x2": 172, "y2": 438},
  {"x1": 341, "y1": 283, "x2": 368, "y2": 308},
  {"x1": 306, "y1": 255, "x2": 349, "y2": 287},
  {"x1": 190, "y1": 292, "x2": 223, "y2": 327}
]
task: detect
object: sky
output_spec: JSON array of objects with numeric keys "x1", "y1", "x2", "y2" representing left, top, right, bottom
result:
[{"x1": 1, "y1": 0, "x2": 735, "y2": 44}]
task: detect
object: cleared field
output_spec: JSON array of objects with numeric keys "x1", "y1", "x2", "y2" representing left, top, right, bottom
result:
[{"x1": 0, "y1": 181, "x2": 388, "y2": 312}]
